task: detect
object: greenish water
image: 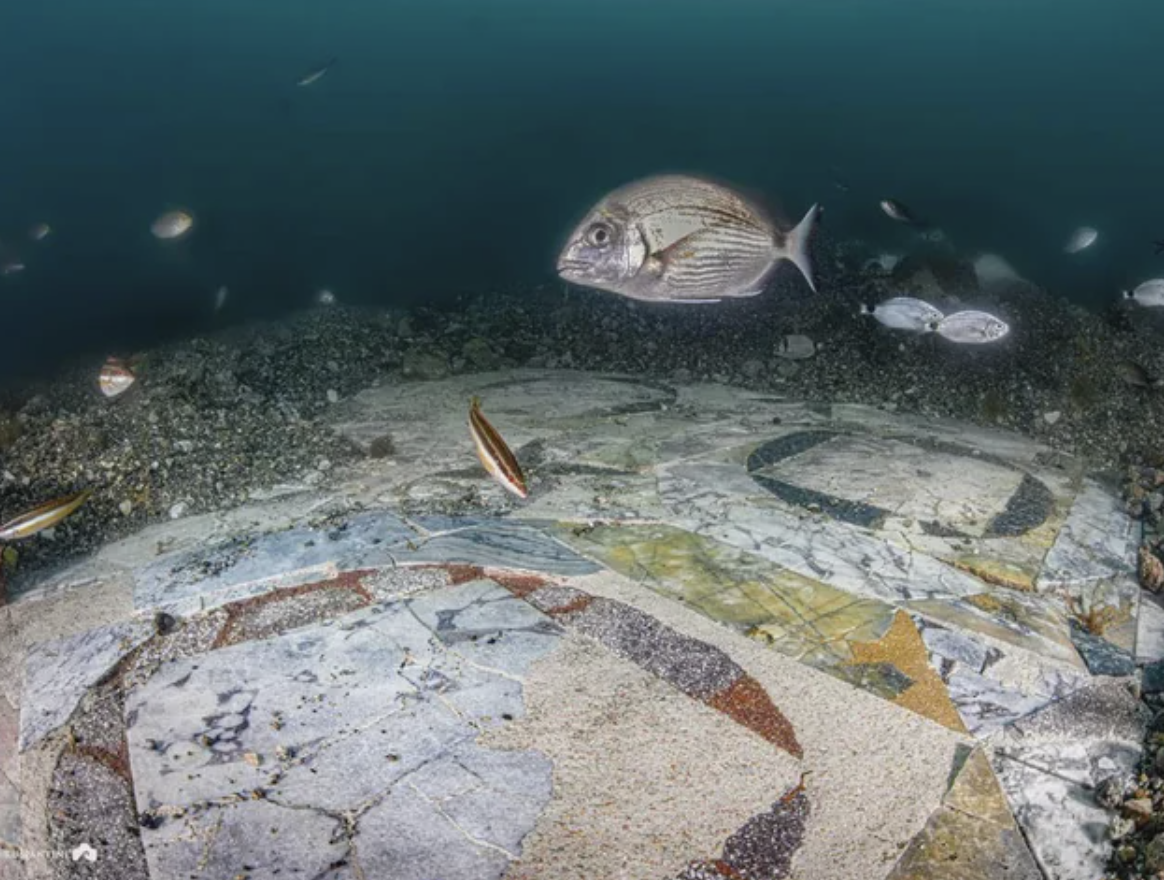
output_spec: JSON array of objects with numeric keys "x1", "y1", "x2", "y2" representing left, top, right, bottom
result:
[{"x1": 2, "y1": 0, "x2": 1161, "y2": 376}]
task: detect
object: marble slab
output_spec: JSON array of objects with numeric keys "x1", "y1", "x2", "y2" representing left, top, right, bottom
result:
[
  {"x1": 134, "y1": 511, "x2": 598, "y2": 614},
  {"x1": 20, "y1": 619, "x2": 153, "y2": 751},
  {"x1": 1038, "y1": 479, "x2": 1138, "y2": 589},
  {"x1": 125, "y1": 580, "x2": 558, "y2": 879},
  {"x1": 991, "y1": 679, "x2": 1146, "y2": 880}
]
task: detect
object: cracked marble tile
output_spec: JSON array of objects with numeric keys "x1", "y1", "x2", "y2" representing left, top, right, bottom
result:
[
  {"x1": 1037, "y1": 479, "x2": 1138, "y2": 590},
  {"x1": 20, "y1": 619, "x2": 153, "y2": 751},
  {"x1": 125, "y1": 580, "x2": 557, "y2": 879}
]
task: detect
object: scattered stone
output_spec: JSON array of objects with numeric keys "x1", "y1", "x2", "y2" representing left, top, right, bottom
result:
[
  {"x1": 1123, "y1": 797, "x2": 1153, "y2": 820},
  {"x1": 168, "y1": 502, "x2": 188, "y2": 520},
  {"x1": 326, "y1": 389, "x2": 339, "y2": 404},
  {"x1": 1043, "y1": 410, "x2": 1061, "y2": 425},
  {"x1": 1141, "y1": 546, "x2": 1164, "y2": 593},
  {"x1": 118, "y1": 500, "x2": 133, "y2": 517},
  {"x1": 462, "y1": 337, "x2": 503, "y2": 370},
  {"x1": 368, "y1": 434, "x2": 396, "y2": 459},
  {"x1": 1147, "y1": 833, "x2": 1164, "y2": 873},
  {"x1": 402, "y1": 348, "x2": 451, "y2": 380}
]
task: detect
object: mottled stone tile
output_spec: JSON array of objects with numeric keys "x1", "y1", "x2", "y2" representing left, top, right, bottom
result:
[
  {"x1": 884, "y1": 802, "x2": 1040, "y2": 880},
  {"x1": 125, "y1": 580, "x2": 557, "y2": 878},
  {"x1": 848, "y1": 612, "x2": 965, "y2": 732},
  {"x1": 676, "y1": 780, "x2": 809, "y2": 880},
  {"x1": 142, "y1": 798, "x2": 347, "y2": 880},
  {"x1": 1137, "y1": 593, "x2": 1164, "y2": 664},
  {"x1": 1068, "y1": 620, "x2": 1135, "y2": 676},
  {"x1": 1038, "y1": 478, "x2": 1137, "y2": 589},
  {"x1": 992, "y1": 754, "x2": 1114, "y2": 880},
  {"x1": 393, "y1": 521, "x2": 601, "y2": 575},
  {"x1": 20, "y1": 619, "x2": 153, "y2": 751}
]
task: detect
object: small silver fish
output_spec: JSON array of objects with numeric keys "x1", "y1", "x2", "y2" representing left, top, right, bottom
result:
[
  {"x1": 468, "y1": 397, "x2": 528, "y2": 499},
  {"x1": 214, "y1": 285, "x2": 229, "y2": 313},
  {"x1": 98, "y1": 357, "x2": 135, "y2": 398},
  {"x1": 1064, "y1": 226, "x2": 1097, "y2": 254},
  {"x1": 151, "y1": 209, "x2": 195, "y2": 240},
  {"x1": 0, "y1": 489, "x2": 92, "y2": 542},
  {"x1": 1, "y1": 262, "x2": 25, "y2": 277},
  {"x1": 880, "y1": 199, "x2": 918, "y2": 224},
  {"x1": 774, "y1": 334, "x2": 816, "y2": 360},
  {"x1": 1123, "y1": 279, "x2": 1164, "y2": 308},
  {"x1": 934, "y1": 310, "x2": 1009, "y2": 344},
  {"x1": 557, "y1": 175, "x2": 819, "y2": 303},
  {"x1": 860, "y1": 297, "x2": 945, "y2": 332},
  {"x1": 316, "y1": 289, "x2": 336, "y2": 306},
  {"x1": 29, "y1": 222, "x2": 51, "y2": 242},
  {"x1": 297, "y1": 58, "x2": 336, "y2": 87}
]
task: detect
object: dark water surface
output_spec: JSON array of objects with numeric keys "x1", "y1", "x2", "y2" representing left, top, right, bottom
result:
[{"x1": 2, "y1": 0, "x2": 1161, "y2": 377}]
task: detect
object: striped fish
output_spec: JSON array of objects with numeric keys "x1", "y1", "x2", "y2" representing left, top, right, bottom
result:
[
  {"x1": 0, "y1": 489, "x2": 92, "y2": 542},
  {"x1": 98, "y1": 357, "x2": 135, "y2": 398},
  {"x1": 468, "y1": 397, "x2": 528, "y2": 499},
  {"x1": 557, "y1": 175, "x2": 819, "y2": 303}
]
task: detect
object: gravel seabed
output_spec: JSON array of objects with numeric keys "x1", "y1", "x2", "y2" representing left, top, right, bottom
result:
[{"x1": 1, "y1": 240, "x2": 1162, "y2": 586}]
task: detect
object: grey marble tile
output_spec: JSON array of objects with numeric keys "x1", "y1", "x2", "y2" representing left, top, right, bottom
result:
[
  {"x1": 1137, "y1": 593, "x2": 1164, "y2": 664},
  {"x1": 993, "y1": 752, "x2": 1116, "y2": 880},
  {"x1": 1038, "y1": 479, "x2": 1137, "y2": 589},
  {"x1": 126, "y1": 580, "x2": 557, "y2": 878},
  {"x1": 0, "y1": 774, "x2": 18, "y2": 847},
  {"x1": 20, "y1": 619, "x2": 153, "y2": 751},
  {"x1": 134, "y1": 512, "x2": 597, "y2": 614}
]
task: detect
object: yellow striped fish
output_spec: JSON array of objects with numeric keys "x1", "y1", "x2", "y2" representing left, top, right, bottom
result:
[
  {"x1": 557, "y1": 175, "x2": 819, "y2": 303},
  {"x1": 468, "y1": 397, "x2": 528, "y2": 499},
  {"x1": 0, "y1": 489, "x2": 92, "y2": 542}
]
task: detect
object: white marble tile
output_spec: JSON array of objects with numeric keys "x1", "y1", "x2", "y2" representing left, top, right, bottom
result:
[
  {"x1": 1137, "y1": 593, "x2": 1164, "y2": 664},
  {"x1": 20, "y1": 619, "x2": 153, "y2": 751},
  {"x1": 1038, "y1": 479, "x2": 1138, "y2": 589}
]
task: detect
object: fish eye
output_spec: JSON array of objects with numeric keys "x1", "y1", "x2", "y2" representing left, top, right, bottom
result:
[{"x1": 586, "y1": 222, "x2": 613, "y2": 247}]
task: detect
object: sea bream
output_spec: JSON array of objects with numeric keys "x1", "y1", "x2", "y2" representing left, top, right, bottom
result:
[
  {"x1": 297, "y1": 58, "x2": 336, "y2": 87},
  {"x1": 860, "y1": 297, "x2": 944, "y2": 332},
  {"x1": 879, "y1": 199, "x2": 919, "y2": 225},
  {"x1": 557, "y1": 175, "x2": 819, "y2": 303},
  {"x1": 151, "y1": 209, "x2": 195, "y2": 240},
  {"x1": 934, "y1": 310, "x2": 1010, "y2": 344},
  {"x1": 1123, "y1": 279, "x2": 1164, "y2": 308}
]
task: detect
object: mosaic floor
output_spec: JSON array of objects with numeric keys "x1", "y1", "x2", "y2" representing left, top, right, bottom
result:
[{"x1": 0, "y1": 370, "x2": 1148, "y2": 880}]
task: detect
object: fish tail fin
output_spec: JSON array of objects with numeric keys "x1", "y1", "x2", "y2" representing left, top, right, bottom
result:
[
  {"x1": 783, "y1": 204, "x2": 820, "y2": 293},
  {"x1": 1121, "y1": 290, "x2": 1133, "y2": 300},
  {"x1": 858, "y1": 303, "x2": 870, "y2": 316}
]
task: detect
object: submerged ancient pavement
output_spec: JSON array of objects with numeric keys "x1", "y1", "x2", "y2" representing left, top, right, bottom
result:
[{"x1": 0, "y1": 369, "x2": 1149, "y2": 880}]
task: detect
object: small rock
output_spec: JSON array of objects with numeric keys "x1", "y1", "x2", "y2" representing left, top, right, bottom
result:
[
  {"x1": 368, "y1": 434, "x2": 395, "y2": 459},
  {"x1": 174, "y1": 440, "x2": 196, "y2": 454},
  {"x1": 169, "y1": 502, "x2": 188, "y2": 520},
  {"x1": 1147, "y1": 832, "x2": 1164, "y2": 873},
  {"x1": 1123, "y1": 796, "x2": 1153, "y2": 820},
  {"x1": 118, "y1": 500, "x2": 133, "y2": 517},
  {"x1": 774, "y1": 334, "x2": 816, "y2": 360},
  {"x1": 402, "y1": 349, "x2": 450, "y2": 381},
  {"x1": 1097, "y1": 774, "x2": 1130, "y2": 809},
  {"x1": 154, "y1": 612, "x2": 178, "y2": 636},
  {"x1": 326, "y1": 389, "x2": 339, "y2": 404},
  {"x1": 1141, "y1": 546, "x2": 1164, "y2": 593},
  {"x1": 1043, "y1": 411, "x2": 1061, "y2": 425},
  {"x1": 461, "y1": 337, "x2": 503, "y2": 371},
  {"x1": 776, "y1": 361, "x2": 801, "y2": 379},
  {"x1": 670, "y1": 368, "x2": 692, "y2": 383},
  {"x1": 740, "y1": 359, "x2": 764, "y2": 380}
]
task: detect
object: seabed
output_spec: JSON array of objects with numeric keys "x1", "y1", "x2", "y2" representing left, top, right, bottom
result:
[{"x1": 0, "y1": 369, "x2": 1149, "y2": 880}]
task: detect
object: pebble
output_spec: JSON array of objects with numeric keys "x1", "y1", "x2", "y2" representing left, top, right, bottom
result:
[
  {"x1": 326, "y1": 389, "x2": 339, "y2": 404},
  {"x1": 1043, "y1": 410, "x2": 1062, "y2": 425},
  {"x1": 118, "y1": 500, "x2": 133, "y2": 517},
  {"x1": 169, "y1": 502, "x2": 188, "y2": 520},
  {"x1": 1124, "y1": 796, "x2": 1154, "y2": 820}
]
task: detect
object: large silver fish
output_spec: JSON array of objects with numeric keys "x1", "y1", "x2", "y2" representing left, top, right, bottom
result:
[
  {"x1": 860, "y1": 296, "x2": 944, "y2": 332},
  {"x1": 557, "y1": 175, "x2": 819, "y2": 303},
  {"x1": 934, "y1": 310, "x2": 1009, "y2": 344},
  {"x1": 1124, "y1": 279, "x2": 1164, "y2": 308}
]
